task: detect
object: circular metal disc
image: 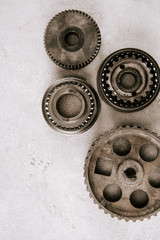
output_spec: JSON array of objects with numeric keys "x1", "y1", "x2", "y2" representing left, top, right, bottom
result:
[
  {"x1": 42, "y1": 77, "x2": 100, "y2": 134},
  {"x1": 84, "y1": 126, "x2": 160, "y2": 221},
  {"x1": 97, "y1": 48, "x2": 160, "y2": 112},
  {"x1": 44, "y1": 10, "x2": 101, "y2": 69}
]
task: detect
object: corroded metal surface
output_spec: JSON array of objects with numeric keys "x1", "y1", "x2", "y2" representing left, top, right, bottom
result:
[
  {"x1": 98, "y1": 48, "x2": 160, "y2": 112},
  {"x1": 42, "y1": 77, "x2": 100, "y2": 133},
  {"x1": 44, "y1": 10, "x2": 101, "y2": 69},
  {"x1": 84, "y1": 126, "x2": 160, "y2": 221}
]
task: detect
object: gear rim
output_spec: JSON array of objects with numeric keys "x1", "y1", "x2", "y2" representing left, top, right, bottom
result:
[
  {"x1": 97, "y1": 48, "x2": 160, "y2": 112},
  {"x1": 42, "y1": 77, "x2": 100, "y2": 134},
  {"x1": 84, "y1": 126, "x2": 160, "y2": 221},
  {"x1": 44, "y1": 9, "x2": 101, "y2": 69}
]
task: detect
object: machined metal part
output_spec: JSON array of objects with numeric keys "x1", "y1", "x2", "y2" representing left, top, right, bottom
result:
[
  {"x1": 97, "y1": 48, "x2": 160, "y2": 112},
  {"x1": 84, "y1": 126, "x2": 160, "y2": 221},
  {"x1": 44, "y1": 10, "x2": 101, "y2": 69},
  {"x1": 42, "y1": 77, "x2": 100, "y2": 134}
]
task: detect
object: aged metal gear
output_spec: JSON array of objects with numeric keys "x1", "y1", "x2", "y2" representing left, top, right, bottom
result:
[
  {"x1": 44, "y1": 10, "x2": 101, "y2": 69},
  {"x1": 84, "y1": 126, "x2": 160, "y2": 221},
  {"x1": 98, "y1": 48, "x2": 160, "y2": 112},
  {"x1": 42, "y1": 77, "x2": 100, "y2": 134}
]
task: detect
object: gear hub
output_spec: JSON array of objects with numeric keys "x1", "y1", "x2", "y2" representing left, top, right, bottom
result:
[
  {"x1": 42, "y1": 77, "x2": 100, "y2": 134},
  {"x1": 84, "y1": 126, "x2": 160, "y2": 221},
  {"x1": 44, "y1": 10, "x2": 101, "y2": 69},
  {"x1": 98, "y1": 48, "x2": 160, "y2": 112}
]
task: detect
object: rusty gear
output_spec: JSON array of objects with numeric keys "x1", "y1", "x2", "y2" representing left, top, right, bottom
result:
[
  {"x1": 84, "y1": 126, "x2": 160, "y2": 221},
  {"x1": 44, "y1": 10, "x2": 101, "y2": 69},
  {"x1": 42, "y1": 77, "x2": 100, "y2": 134},
  {"x1": 98, "y1": 48, "x2": 160, "y2": 112}
]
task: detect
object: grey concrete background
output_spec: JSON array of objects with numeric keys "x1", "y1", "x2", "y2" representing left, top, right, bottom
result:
[{"x1": 1, "y1": 0, "x2": 160, "y2": 239}]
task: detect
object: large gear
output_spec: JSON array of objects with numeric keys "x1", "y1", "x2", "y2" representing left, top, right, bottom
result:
[
  {"x1": 44, "y1": 10, "x2": 101, "y2": 69},
  {"x1": 98, "y1": 48, "x2": 160, "y2": 112},
  {"x1": 42, "y1": 77, "x2": 100, "y2": 134},
  {"x1": 84, "y1": 126, "x2": 160, "y2": 221}
]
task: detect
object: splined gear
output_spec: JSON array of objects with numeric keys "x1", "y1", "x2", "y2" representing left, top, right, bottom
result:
[
  {"x1": 84, "y1": 126, "x2": 160, "y2": 221},
  {"x1": 44, "y1": 10, "x2": 101, "y2": 69},
  {"x1": 98, "y1": 48, "x2": 160, "y2": 112},
  {"x1": 42, "y1": 77, "x2": 100, "y2": 134}
]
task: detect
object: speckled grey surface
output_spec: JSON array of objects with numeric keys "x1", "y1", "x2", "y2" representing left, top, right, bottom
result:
[{"x1": 1, "y1": 0, "x2": 160, "y2": 239}]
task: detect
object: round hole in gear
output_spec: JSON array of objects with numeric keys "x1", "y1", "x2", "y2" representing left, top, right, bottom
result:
[
  {"x1": 112, "y1": 137, "x2": 131, "y2": 156},
  {"x1": 148, "y1": 170, "x2": 160, "y2": 188},
  {"x1": 59, "y1": 26, "x2": 85, "y2": 52},
  {"x1": 65, "y1": 32, "x2": 79, "y2": 46},
  {"x1": 120, "y1": 73, "x2": 136, "y2": 90},
  {"x1": 103, "y1": 184, "x2": 122, "y2": 202},
  {"x1": 139, "y1": 143, "x2": 159, "y2": 162},
  {"x1": 124, "y1": 168, "x2": 136, "y2": 179},
  {"x1": 130, "y1": 190, "x2": 149, "y2": 208},
  {"x1": 56, "y1": 94, "x2": 82, "y2": 118},
  {"x1": 120, "y1": 64, "x2": 125, "y2": 69}
]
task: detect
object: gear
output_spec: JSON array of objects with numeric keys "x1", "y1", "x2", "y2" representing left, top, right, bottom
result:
[
  {"x1": 97, "y1": 48, "x2": 160, "y2": 112},
  {"x1": 42, "y1": 77, "x2": 100, "y2": 134},
  {"x1": 44, "y1": 10, "x2": 101, "y2": 69},
  {"x1": 84, "y1": 126, "x2": 160, "y2": 221}
]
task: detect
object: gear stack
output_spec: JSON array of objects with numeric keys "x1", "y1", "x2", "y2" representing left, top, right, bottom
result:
[
  {"x1": 42, "y1": 9, "x2": 160, "y2": 221},
  {"x1": 84, "y1": 126, "x2": 160, "y2": 221},
  {"x1": 44, "y1": 10, "x2": 101, "y2": 69}
]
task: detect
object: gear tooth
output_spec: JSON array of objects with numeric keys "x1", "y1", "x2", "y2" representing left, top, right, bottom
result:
[
  {"x1": 132, "y1": 125, "x2": 138, "y2": 129},
  {"x1": 133, "y1": 218, "x2": 138, "y2": 222}
]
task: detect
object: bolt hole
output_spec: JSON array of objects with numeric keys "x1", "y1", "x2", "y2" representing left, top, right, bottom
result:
[
  {"x1": 103, "y1": 184, "x2": 122, "y2": 202},
  {"x1": 124, "y1": 168, "x2": 136, "y2": 179},
  {"x1": 130, "y1": 190, "x2": 149, "y2": 208},
  {"x1": 112, "y1": 137, "x2": 131, "y2": 156},
  {"x1": 120, "y1": 64, "x2": 125, "y2": 69},
  {"x1": 132, "y1": 91, "x2": 137, "y2": 96}
]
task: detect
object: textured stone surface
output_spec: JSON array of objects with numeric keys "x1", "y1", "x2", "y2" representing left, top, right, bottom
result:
[{"x1": 1, "y1": 0, "x2": 160, "y2": 239}]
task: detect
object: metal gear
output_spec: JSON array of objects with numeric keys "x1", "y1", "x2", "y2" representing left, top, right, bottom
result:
[
  {"x1": 44, "y1": 10, "x2": 101, "y2": 69},
  {"x1": 84, "y1": 126, "x2": 160, "y2": 221},
  {"x1": 97, "y1": 48, "x2": 160, "y2": 112},
  {"x1": 42, "y1": 77, "x2": 100, "y2": 134}
]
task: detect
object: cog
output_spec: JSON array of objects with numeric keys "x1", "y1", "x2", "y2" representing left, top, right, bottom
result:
[
  {"x1": 84, "y1": 126, "x2": 160, "y2": 221},
  {"x1": 98, "y1": 48, "x2": 160, "y2": 112},
  {"x1": 44, "y1": 10, "x2": 101, "y2": 69},
  {"x1": 42, "y1": 77, "x2": 100, "y2": 134}
]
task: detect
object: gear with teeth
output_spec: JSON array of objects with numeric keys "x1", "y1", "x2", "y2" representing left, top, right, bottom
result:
[
  {"x1": 44, "y1": 10, "x2": 101, "y2": 69},
  {"x1": 42, "y1": 77, "x2": 100, "y2": 134},
  {"x1": 98, "y1": 48, "x2": 160, "y2": 112},
  {"x1": 84, "y1": 126, "x2": 160, "y2": 221}
]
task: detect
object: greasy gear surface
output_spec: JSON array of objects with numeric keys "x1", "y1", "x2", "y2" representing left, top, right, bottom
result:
[
  {"x1": 44, "y1": 10, "x2": 101, "y2": 69},
  {"x1": 42, "y1": 77, "x2": 99, "y2": 134},
  {"x1": 84, "y1": 126, "x2": 160, "y2": 221},
  {"x1": 98, "y1": 48, "x2": 160, "y2": 112}
]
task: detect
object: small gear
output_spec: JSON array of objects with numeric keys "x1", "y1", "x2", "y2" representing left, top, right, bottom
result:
[
  {"x1": 42, "y1": 77, "x2": 100, "y2": 134},
  {"x1": 97, "y1": 48, "x2": 160, "y2": 112},
  {"x1": 84, "y1": 126, "x2": 160, "y2": 221},
  {"x1": 44, "y1": 10, "x2": 101, "y2": 69}
]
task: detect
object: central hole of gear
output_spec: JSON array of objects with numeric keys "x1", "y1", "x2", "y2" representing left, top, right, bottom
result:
[
  {"x1": 124, "y1": 168, "x2": 136, "y2": 179},
  {"x1": 56, "y1": 93, "x2": 82, "y2": 118},
  {"x1": 120, "y1": 73, "x2": 136, "y2": 89},
  {"x1": 65, "y1": 32, "x2": 79, "y2": 46}
]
